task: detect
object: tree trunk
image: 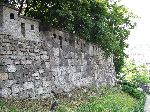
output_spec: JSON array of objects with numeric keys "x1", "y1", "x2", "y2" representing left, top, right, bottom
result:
[{"x1": 18, "y1": 0, "x2": 24, "y2": 15}]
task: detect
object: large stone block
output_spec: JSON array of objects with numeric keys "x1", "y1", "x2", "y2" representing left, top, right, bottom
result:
[
  {"x1": 0, "y1": 73, "x2": 8, "y2": 80},
  {"x1": 41, "y1": 55, "x2": 49, "y2": 60},
  {"x1": 23, "y1": 82, "x2": 34, "y2": 90},
  {"x1": 7, "y1": 65, "x2": 16, "y2": 73},
  {"x1": 45, "y1": 62, "x2": 51, "y2": 69},
  {"x1": 43, "y1": 80, "x2": 51, "y2": 87},
  {"x1": 2, "y1": 80, "x2": 16, "y2": 88},
  {"x1": 53, "y1": 48, "x2": 59, "y2": 56},
  {"x1": 37, "y1": 87, "x2": 44, "y2": 95},
  {"x1": 12, "y1": 84, "x2": 23, "y2": 94},
  {"x1": 1, "y1": 88, "x2": 11, "y2": 98}
]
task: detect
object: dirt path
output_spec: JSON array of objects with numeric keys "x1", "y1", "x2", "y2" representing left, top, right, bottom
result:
[{"x1": 144, "y1": 95, "x2": 150, "y2": 112}]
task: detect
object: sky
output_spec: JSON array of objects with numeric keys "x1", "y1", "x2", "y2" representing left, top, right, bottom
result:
[{"x1": 120, "y1": 0, "x2": 150, "y2": 47}]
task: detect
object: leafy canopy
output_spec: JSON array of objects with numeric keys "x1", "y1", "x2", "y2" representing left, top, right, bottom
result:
[
  {"x1": 2, "y1": 0, "x2": 136, "y2": 74},
  {"x1": 121, "y1": 58, "x2": 150, "y2": 86}
]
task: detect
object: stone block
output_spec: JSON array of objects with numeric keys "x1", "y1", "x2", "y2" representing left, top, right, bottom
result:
[
  {"x1": 53, "y1": 57, "x2": 60, "y2": 65},
  {"x1": 53, "y1": 48, "x2": 59, "y2": 56},
  {"x1": 12, "y1": 84, "x2": 22, "y2": 94},
  {"x1": 35, "y1": 56, "x2": 40, "y2": 61},
  {"x1": 18, "y1": 90, "x2": 29, "y2": 98},
  {"x1": 0, "y1": 73, "x2": 8, "y2": 80},
  {"x1": 69, "y1": 72, "x2": 81, "y2": 82},
  {"x1": 5, "y1": 59, "x2": 13, "y2": 65},
  {"x1": 41, "y1": 55, "x2": 49, "y2": 60},
  {"x1": 41, "y1": 51, "x2": 47, "y2": 55},
  {"x1": 32, "y1": 72, "x2": 40, "y2": 80},
  {"x1": 81, "y1": 66, "x2": 87, "y2": 72},
  {"x1": 81, "y1": 53, "x2": 85, "y2": 59},
  {"x1": 75, "y1": 66, "x2": 81, "y2": 73},
  {"x1": 43, "y1": 81, "x2": 51, "y2": 87},
  {"x1": 68, "y1": 59, "x2": 75, "y2": 66},
  {"x1": 34, "y1": 80, "x2": 42, "y2": 88},
  {"x1": 39, "y1": 69, "x2": 44, "y2": 74},
  {"x1": 7, "y1": 65, "x2": 16, "y2": 73},
  {"x1": 26, "y1": 60, "x2": 32, "y2": 65},
  {"x1": 34, "y1": 48, "x2": 40, "y2": 53},
  {"x1": 3, "y1": 80, "x2": 16, "y2": 87},
  {"x1": 1, "y1": 88, "x2": 11, "y2": 98},
  {"x1": 45, "y1": 62, "x2": 51, "y2": 68},
  {"x1": 32, "y1": 72, "x2": 39, "y2": 77},
  {"x1": 21, "y1": 60, "x2": 32, "y2": 65},
  {"x1": 37, "y1": 87, "x2": 44, "y2": 95},
  {"x1": 14, "y1": 61, "x2": 20, "y2": 65},
  {"x1": 0, "y1": 51, "x2": 7, "y2": 55},
  {"x1": 69, "y1": 66, "x2": 76, "y2": 73},
  {"x1": 6, "y1": 51, "x2": 13, "y2": 55},
  {"x1": 75, "y1": 59, "x2": 81, "y2": 65},
  {"x1": 23, "y1": 82, "x2": 34, "y2": 90},
  {"x1": 82, "y1": 59, "x2": 87, "y2": 66}
]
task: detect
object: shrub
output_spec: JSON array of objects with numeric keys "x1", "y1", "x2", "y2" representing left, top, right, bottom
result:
[
  {"x1": 121, "y1": 84, "x2": 144, "y2": 99},
  {"x1": 120, "y1": 58, "x2": 150, "y2": 87}
]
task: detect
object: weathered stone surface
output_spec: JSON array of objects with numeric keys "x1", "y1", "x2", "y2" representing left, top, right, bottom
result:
[
  {"x1": 7, "y1": 65, "x2": 16, "y2": 73},
  {"x1": 23, "y1": 82, "x2": 34, "y2": 90},
  {"x1": 0, "y1": 73, "x2": 8, "y2": 80},
  {"x1": 0, "y1": 4, "x2": 116, "y2": 99},
  {"x1": 43, "y1": 80, "x2": 51, "y2": 87},
  {"x1": 32, "y1": 72, "x2": 39, "y2": 77},
  {"x1": 12, "y1": 84, "x2": 22, "y2": 94},
  {"x1": 53, "y1": 48, "x2": 59, "y2": 56},
  {"x1": 45, "y1": 62, "x2": 51, "y2": 68},
  {"x1": 37, "y1": 87, "x2": 44, "y2": 95},
  {"x1": 1, "y1": 88, "x2": 11, "y2": 98},
  {"x1": 3, "y1": 80, "x2": 16, "y2": 88},
  {"x1": 41, "y1": 55, "x2": 49, "y2": 60}
]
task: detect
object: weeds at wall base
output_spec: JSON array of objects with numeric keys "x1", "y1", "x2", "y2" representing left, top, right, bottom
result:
[{"x1": 0, "y1": 86, "x2": 146, "y2": 112}]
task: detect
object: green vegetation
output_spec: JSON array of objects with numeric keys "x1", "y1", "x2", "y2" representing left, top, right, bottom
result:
[
  {"x1": 56, "y1": 87, "x2": 145, "y2": 112},
  {"x1": 117, "y1": 58, "x2": 149, "y2": 112},
  {"x1": 0, "y1": 98, "x2": 51, "y2": 112},
  {"x1": 118, "y1": 58, "x2": 150, "y2": 96},
  {"x1": 0, "y1": 87, "x2": 145, "y2": 112},
  {"x1": 120, "y1": 58, "x2": 150, "y2": 86}
]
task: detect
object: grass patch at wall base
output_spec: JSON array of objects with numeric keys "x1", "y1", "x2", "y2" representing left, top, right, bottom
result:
[{"x1": 0, "y1": 86, "x2": 145, "y2": 112}]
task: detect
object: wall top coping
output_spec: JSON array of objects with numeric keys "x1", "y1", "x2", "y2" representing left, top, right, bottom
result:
[{"x1": 19, "y1": 15, "x2": 40, "y2": 22}]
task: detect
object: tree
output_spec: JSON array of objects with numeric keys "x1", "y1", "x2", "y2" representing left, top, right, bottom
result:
[
  {"x1": 2, "y1": 0, "x2": 137, "y2": 74},
  {"x1": 18, "y1": 0, "x2": 25, "y2": 15},
  {"x1": 121, "y1": 58, "x2": 150, "y2": 86}
]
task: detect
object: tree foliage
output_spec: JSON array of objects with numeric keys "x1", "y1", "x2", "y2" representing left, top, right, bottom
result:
[
  {"x1": 120, "y1": 58, "x2": 150, "y2": 86},
  {"x1": 1, "y1": 0, "x2": 136, "y2": 74}
]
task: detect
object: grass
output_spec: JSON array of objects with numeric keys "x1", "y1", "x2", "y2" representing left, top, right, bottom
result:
[
  {"x1": 56, "y1": 87, "x2": 145, "y2": 112},
  {"x1": 0, "y1": 86, "x2": 146, "y2": 112},
  {"x1": 75, "y1": 91, "x2": 138, "y2": 112}
]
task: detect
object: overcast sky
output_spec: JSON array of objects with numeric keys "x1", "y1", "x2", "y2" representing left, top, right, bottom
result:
[{"x1": 120, "y1": 0, "x2": 150, "y2": 46}]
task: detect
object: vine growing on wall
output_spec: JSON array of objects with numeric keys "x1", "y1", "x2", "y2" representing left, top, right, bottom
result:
[{"x1": 1, "y1": 0, "x2": 137, "y2": 74}]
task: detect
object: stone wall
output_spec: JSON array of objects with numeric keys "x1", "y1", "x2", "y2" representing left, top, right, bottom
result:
[
  {"x1": 0, "y1": 4, "x2": 116, "y2": 99},
  {"x1": 0, "y1": 31, "x2": 116, "y2": 99}
]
